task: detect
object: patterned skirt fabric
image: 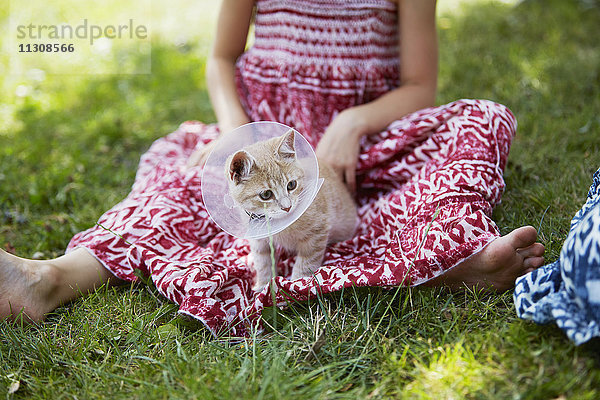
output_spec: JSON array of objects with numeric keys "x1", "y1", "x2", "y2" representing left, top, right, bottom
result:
[
  {"x1": 67, "y1": 99, "x2": 516, "y2": 337},
  {"x1": 514, "y1": 168, "x2": 600, "y2": 345}
]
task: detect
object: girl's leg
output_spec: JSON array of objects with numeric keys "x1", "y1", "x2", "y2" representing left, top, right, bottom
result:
[
  {"x1": 425, "y1": 225, "x2": 545, "y2": 291},
  {"x1": 358, "y1": 100, "x2": 545, "y2": 291},
  {"x1": 0, "y1": 248, "x2": 118, "y2": 322}
]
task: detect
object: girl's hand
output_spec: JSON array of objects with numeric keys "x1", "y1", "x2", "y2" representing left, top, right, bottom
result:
[
  {"x1": 315, "y1": 107, "x2": 369, "y2": 193},
  {"x1": 185, "y1": 119, "x2": 249, "y2": 169},
  {"x1": 185, "y1": 140, "x2": 218, "y2": 169}
]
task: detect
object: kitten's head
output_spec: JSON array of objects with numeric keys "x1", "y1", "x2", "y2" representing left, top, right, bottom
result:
[{"x1": 226, "y1": 130, "x2": 305, "y2": 219}]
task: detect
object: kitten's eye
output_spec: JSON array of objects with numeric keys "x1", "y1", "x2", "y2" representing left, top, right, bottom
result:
[
  {"x1": 259, "y1": 190, "x2": 273, "y2": 201},
  {"x1": 287, "y1": 180, "x2": 297, "y2": 191}
]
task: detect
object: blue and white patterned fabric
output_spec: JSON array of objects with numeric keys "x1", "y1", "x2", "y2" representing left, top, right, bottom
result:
[{"x1": 514, "y1": 167, "x2": 600, "y2": 345}]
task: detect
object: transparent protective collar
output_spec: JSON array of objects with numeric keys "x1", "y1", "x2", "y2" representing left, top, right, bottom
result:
[{"x1": 201, "y1": 122, "x2": 323, "y2": 239}]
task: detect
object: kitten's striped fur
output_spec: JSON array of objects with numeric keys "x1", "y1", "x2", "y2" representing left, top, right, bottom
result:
[{"x1": 226, "y1": 130, "x2": 357, "y2": 290}]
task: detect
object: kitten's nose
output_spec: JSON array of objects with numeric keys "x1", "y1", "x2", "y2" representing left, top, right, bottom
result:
[{"x1": 279, "y1": 197, "x2": 291, "y2": 212}]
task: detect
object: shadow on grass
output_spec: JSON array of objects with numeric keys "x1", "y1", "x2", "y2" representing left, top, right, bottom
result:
[{"x1": 438, "y1": 0, "x2": 599, "y2": 169}]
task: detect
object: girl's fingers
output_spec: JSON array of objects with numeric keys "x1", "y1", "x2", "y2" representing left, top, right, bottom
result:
[{"x1": 185, "y1": 143, "x2": 213, "y2": 169}]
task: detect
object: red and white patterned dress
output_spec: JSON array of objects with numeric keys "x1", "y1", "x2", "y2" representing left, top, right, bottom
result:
[{"x1": 68, "y1": 0, "x2": 517, "y2": 336}]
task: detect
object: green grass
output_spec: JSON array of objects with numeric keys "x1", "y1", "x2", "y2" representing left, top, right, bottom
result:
[{"x1": 1, "y1": 0, "x2": 600, "y2": 398}]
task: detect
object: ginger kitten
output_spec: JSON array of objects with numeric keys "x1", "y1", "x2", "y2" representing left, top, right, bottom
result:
[{"x1": 225, "y1": 130, "x2": 357, "y2": 290}]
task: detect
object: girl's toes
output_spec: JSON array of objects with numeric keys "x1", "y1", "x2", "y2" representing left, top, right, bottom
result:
[
  {"x1": 523, "y1": 256, "x2": 545, "y2": 270},
  {"x1": 517, "y1": 243, "x2": 545, "y2": 258}
]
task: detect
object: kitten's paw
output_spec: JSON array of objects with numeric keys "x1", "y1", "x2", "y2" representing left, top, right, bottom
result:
[
  {"x1": 290, "y1": 265, "x2": 317, "y2": 281},
  {"x1": 252, "y1": 281, "x2": 269, "y2": 292},
  {"x1": 252, "y1": 274, "x2": 272, "y2": 292}
]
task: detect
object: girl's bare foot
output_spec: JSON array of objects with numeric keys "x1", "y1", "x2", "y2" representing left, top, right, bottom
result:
[
  {"x1": 0, "y1": 247, "x2": 114, "y2": 323},
  {"x1": 0, "y1": 249, "x2": 61, "y2": 322},
  {"x1": 425, "y1": 226, "x2": 545, "y2": 292}
]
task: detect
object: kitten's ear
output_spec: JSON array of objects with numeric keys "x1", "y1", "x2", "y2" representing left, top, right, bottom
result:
[
  {"x1": 228, "y1": 150, "x2": 255, "y2": 184},
  {"x1": 276, "y1": 129, "x2": 296, "y2": 162}
]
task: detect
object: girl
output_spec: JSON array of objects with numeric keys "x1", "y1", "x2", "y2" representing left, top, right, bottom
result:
[{"x1": 1, "y1": 0, "x2": 545, "y2": 336}]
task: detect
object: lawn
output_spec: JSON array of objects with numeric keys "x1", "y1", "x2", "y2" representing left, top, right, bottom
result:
[{"x1": 1, "y1": 0, "x2": 600, "y2": 398}]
